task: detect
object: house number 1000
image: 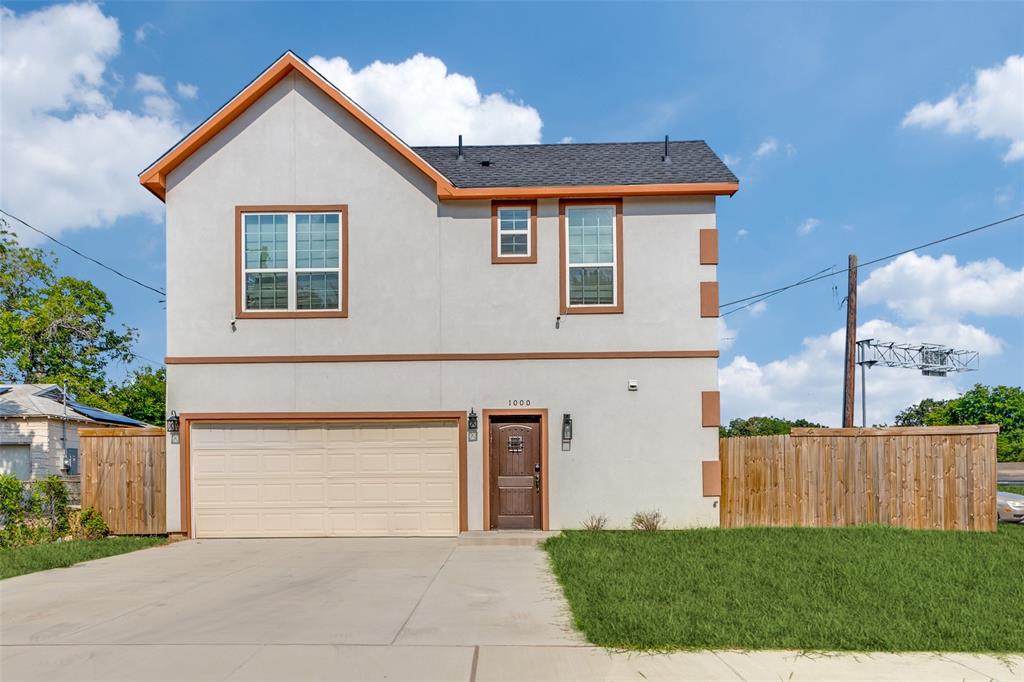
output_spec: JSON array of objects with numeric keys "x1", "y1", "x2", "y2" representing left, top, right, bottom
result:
[{"x1": 508, "y1": 399, "x2": 532, "y2": 407}]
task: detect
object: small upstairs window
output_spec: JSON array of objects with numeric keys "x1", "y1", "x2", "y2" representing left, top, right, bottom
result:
[{"x1": 491, "y1": 201, "x2": 537, "y2": 264}]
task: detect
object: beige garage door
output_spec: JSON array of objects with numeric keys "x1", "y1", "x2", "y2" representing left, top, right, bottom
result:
[{"x1": 191, "y1": 421, "x2": 459, "y2": 538}]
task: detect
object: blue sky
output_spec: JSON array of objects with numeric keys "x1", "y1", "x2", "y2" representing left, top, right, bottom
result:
[{"x1": 2, "y1": 1, "x2": 1022, "y2": 424}]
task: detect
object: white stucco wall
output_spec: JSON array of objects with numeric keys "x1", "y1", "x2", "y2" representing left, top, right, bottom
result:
[{"x1": 163, "y1": 72, "x2": 721, "y2": 533}]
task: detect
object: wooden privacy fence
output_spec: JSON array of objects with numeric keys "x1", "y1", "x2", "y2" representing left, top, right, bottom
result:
[
  {"x1": 720, "y1": 426, "x2": 999, "y2": 532},
  {"x1": 80, "y1": 427, "x2": 166, "y2": 534}
]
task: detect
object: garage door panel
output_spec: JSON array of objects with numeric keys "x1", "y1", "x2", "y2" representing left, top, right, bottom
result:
[{"x1": 192, "y1": 421, "x2": 459, "y2": 538}]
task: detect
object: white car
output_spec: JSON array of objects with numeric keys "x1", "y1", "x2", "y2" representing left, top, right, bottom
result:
[{"x1": 998, "y1": 491, "x2": 1024, "y2": 523}]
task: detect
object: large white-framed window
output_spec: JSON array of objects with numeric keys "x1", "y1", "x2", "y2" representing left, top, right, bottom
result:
[
  {"x1": 560, "y1": 200, "x2": 622, "y2": 313},
  {"x1": 491, "y1": 201, "x2": 537, "y2": 264},
  {"x1": 236, "y1": 205, "x2": 347, "y2": 318}
]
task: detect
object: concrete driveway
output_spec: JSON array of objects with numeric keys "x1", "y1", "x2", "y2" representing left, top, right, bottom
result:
[
  {"x1": 2, "y1": 538, "x2": 1021, "y2": 682},
  {"x1": 1, "y1": 538, "x2": 581, "y2": 681}
]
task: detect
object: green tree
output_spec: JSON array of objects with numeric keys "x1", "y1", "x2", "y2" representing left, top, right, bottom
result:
[
  {"x1": 0, "y1": 228, "x2": 137, "y2": 407},
  {"x1": 720, "y1": 416, "x2": 825, "y2": 438},
  {"x1": 894, "y1": 398, "x2": 949, "y2": 426},
  {"x1": 925, "y1": 384, "x2": 1024, "y2": 462},
  {"x1": 107, "y1": 367, "x2": 166, "y2": 426}
]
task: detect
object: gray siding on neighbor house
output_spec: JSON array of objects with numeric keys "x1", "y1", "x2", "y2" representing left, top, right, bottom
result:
[{"x1": 163, "y1": 72, "x2": 720, "y2": 533}]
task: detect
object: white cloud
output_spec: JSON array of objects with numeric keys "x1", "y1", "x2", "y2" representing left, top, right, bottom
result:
[
  {"x1": 797, "y1": 217, "x2": 821, "y2": 235},
  {"x1": 736, "y1": 228, "x2": 750, "y2": 238},
  {"x1": 722, "y1": 153, "x2": 741, "y2": 166},
  {"x1": 994, "y1": 185, "x2": 1014, "y2": 206},
  {"x1": 309, "y1": 53, "x2": 542, "y2": 145},
  {"x1": 0, "y1": 3, "x2": 190, "y2": 242},
  {"x1": 859, "y1": 252, "x2": 1024, "y2": 320},
  {"x1": 754, "y1": 137, "x2": 779, "y2": 158},
  {"x1": 134, "y1": 73, "x2": 166, "y2": 94},
  {"x1": 141, "y1": 94, "x2": 177, "y2": 119},
  {"x1": 559, "y1": 136, "x2": 575, "y2": 144},
  {"x1": 902, "y1": 55, "x2": 1024, "y2": 162},
  {"x1": 176, "y1": 82, "x2": 198, "y2": 100},
  {"x1": 134, "y1": 22, "x2": 156, "y2": 43},
  {"x1": 718, "y1": 317, "x2": 737, "y2": 352},
  {"x1": 720, "y1": 317, "x2": 999, "y2": 426},
  {"x1": 749, "y1": 301, "x2": 767, "y2": 317}
]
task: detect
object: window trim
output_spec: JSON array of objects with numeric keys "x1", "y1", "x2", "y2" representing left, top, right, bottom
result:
[
  {"x1": 491, "y1": 200, "x2": 537, "y2": 264},
  {"x1": 558, "y1": 198, "x2": 624, "y2": 314},
  {"x1": 234, "y1": 204, "x2": 349, "y2": 319}
]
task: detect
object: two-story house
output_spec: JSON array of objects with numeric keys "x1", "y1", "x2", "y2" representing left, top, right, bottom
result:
[{"x1": 143, "y1": 52, "x2": 738, "y2": 538}]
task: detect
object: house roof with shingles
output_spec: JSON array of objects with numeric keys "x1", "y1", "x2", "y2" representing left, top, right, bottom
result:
[
  {"x1": 412, "y1": 141, "x2": 737, "y2": 189},
  {"x1": 0, "y1": 384, "x2": 147, "y2": 426}
]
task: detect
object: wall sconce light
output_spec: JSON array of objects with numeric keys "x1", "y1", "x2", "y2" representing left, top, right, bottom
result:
[
  {"x1": 561, "y1": 413, "x2": 573, "y2": 441},
  {"x1": 166, "y1": 410, "x2": 180, "y2": 444},
  {"x1": 467, "y1": 408, "x2": 479, "y2": 442}
]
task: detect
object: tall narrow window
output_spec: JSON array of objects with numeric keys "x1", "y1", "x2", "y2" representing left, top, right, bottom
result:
[
  {"x1": 236, "y1": 205, "x2": 348, "y2": 318},
  {"x1": 559, "y1": 200, "x2": 623, "y2": 313},
  {"x1": 491, "y1": 201, "x2": 537, "y2": 264}
]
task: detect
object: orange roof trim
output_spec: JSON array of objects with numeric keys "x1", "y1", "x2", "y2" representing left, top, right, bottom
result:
[
  {"x1": 138, "y1": 52, "x2": 454, "y2": 201},
  {"x1": 139, "y1": 52, "x2": 739, "y2": 202}
]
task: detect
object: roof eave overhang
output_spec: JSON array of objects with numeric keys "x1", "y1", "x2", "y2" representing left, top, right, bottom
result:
[
  {"x1": 437, "y1": 181, "x2": 739, "y2": 201},
  {"x1": 138, "y1": 52, "x2": 455, "y2": 202}
]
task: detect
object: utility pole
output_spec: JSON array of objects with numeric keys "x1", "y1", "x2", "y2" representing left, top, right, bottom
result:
[{"x1": 842, "y1": 254, "x2": 857, "y2": 428}]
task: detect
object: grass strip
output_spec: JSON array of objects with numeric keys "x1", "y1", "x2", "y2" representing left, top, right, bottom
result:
[
  {"x1": 545, "y1": 524, "x2": 1024, "y2": 652},
  {"x1": 1, "y1": 536, "x2": 167, "y2": 580}
]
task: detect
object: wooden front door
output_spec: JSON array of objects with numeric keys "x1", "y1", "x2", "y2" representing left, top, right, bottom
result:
[{"x1": 489, "y1": 418, "x2": 542, "y2": 529}]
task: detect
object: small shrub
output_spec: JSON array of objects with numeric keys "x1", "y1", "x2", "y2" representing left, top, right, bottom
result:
[
  {"x1": 77, "y1": 507, "x2": 109, "y2": 540},
  {"x1": 631, "y1": 510, "x2": 664, "y2": 532},
  {"x1": 0, "y1": 474, "x2": 25, "y2": 524},
  {"x1": 582, "y1": 513, "x2": 608, "y2": 531},
  {"x1": 33, "y1": 475, "x2": 69, "y2": 538}
]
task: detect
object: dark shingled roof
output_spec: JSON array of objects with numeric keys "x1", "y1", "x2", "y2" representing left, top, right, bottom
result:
[{"x1": 412, "y1": 140, "x2": 737, "y2": 189}]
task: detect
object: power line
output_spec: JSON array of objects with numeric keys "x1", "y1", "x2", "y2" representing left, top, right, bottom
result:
[
  {"x1": 720, "y1": 211, "x2": 1024, "y2": 309},
  {"x1": 721, "y1": 266, "x2": 835, "y2": 318},
  {"x1": 0, "y1": 208, "x2": 167, "y2": 298},
  {"x1": 129, "y1": 352, "x2": 166, "y2": 368}
]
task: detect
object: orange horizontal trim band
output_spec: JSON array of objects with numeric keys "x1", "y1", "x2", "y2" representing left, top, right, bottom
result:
[
  {"x1": 440, "y1": 182, "x2": 739, "y2": 200},
  {"x1": 181, "y1": 411, "x2": 464, "y2": 423},
  {"x1": 165, "y1": 350, "x2": 719, "y2": 365}
]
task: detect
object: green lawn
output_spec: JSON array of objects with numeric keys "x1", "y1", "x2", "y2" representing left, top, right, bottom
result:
[
  {"x1": 0, "y1": 537, "x2": 167, "y2": 580},
  {"x1": 544, "y1": 524, "x2": 1024, "y2": 652},
  {"x1": 1000, "y1": 484, "x2": 1024, "y2": 496}
]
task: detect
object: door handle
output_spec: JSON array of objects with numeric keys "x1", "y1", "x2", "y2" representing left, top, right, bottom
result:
[{"x1": 534, "y1": 463, "x2": 541, "y2": 491}]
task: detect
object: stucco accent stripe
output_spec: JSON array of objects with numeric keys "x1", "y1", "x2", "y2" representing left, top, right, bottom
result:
[{"x1": 165, "y1": 350, "x2": 720, "y2": 365}]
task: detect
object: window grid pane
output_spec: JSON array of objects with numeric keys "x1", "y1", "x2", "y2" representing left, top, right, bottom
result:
[
  {"x1": 244, "y1": 214, "x2": 288, "y2": 269},
  {"x1": 296, "y1": 272, "x2": 340, "y2": 310},
  {"x1": 498, "y1": 208, "x2": 529, "y2": 232},
  {"x1": 568, "y1": 266, "x2": 614, "y2": 305},
  {"x1": 245, "y1": 273, "x2": 289, "y2": 310},
  {"x1": 296, "y1": 213, "x2": 340, "y2": 269},
  {"x1": 500, "y1": 233, "x2": 529, "y2": 255}
]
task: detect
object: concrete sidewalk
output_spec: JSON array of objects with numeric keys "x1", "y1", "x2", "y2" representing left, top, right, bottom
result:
[
  {"x1": 2, "y1": 644, "x2": 1020, "y2": 681},
  {"x1": 1, "y1": 538, "x2": 1020, "y2": 681}
]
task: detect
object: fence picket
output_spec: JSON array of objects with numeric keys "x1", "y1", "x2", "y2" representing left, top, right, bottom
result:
[{"x1": 719, "y1": 427, "x2": 997, "y2": 532}]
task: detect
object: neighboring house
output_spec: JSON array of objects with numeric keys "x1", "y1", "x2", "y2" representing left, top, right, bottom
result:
[
  {"x1": 142, "y1": 52, "x2": 738, "y2": 539},
  {"x1": 0, "y1": 384, "x2": 147, "y2": 480}
]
